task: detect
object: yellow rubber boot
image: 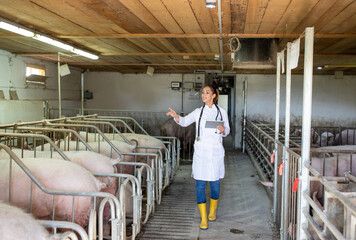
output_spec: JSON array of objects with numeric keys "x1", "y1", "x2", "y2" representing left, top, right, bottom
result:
[
  {"x1": 208, "y1": 198, "x2": 218, "y2": 221},
  {"x1": 198, "y1": 203, "x2": 208, "y2": 230}
]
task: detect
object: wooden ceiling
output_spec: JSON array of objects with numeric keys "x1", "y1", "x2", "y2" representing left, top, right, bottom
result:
[{"x1": 0, "y1": 0, "x2": 355, "y2": 74}]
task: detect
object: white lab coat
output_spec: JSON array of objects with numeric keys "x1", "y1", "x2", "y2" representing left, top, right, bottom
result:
[{"x1": 176, "y1": 104, "x2": 230, "y2": 181}]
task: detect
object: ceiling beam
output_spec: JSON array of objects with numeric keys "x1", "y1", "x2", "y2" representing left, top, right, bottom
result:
[
  {"x1": 1, "y1": 33, "x2": 356, "y2": 39},
  {"x1": 15, "y1": 52, "x2": 356, "y2": 57},
  {"x1": 68, "y1": 62, "x2": 223, "y2": 66}
]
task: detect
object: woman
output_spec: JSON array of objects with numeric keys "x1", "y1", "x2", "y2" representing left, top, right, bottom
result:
[{"x1": 166, "y1": 84, "x2": 230, "y2": 230}]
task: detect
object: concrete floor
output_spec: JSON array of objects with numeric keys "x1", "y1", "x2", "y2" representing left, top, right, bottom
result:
[{"x1": 137, "y1": 144, "x2": 279, "y2": 240}]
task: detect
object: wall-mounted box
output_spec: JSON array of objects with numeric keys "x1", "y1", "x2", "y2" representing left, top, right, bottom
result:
[
  {"x1": 171, "y1": 82, "x2": 181, "y2": 90},
  {"x1": 195, "y1": 82, "x2": 202, "y2": 89}
]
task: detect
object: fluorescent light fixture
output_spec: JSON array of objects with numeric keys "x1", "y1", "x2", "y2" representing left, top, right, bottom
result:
[
  {"x1": 72, "y1": 48, "x2": 99, "y2": 60},
  {"x1": 0, "y1": 21, "x2": 34, "y2": 37},
  {"x1": 317, "y1": 66, "x2": 323, "y2": 70},
  {"x1": 206, "y1": 0, "x2": 216, "y2": 8},
  {"x1": 0, "y1": 21, "x2": 99, "y2": 60},
  {"x1": 33, "y1": 34, "x2": 73, "y2": 51}
]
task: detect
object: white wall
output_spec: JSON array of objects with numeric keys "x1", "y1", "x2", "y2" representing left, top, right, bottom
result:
[
  {"x1": 0, "y1": 49, "x2": 82, "y2": 122},
  {"x1": 84, "y1": 72, "x2": 205, "y2": 114},
  {"x1": 234, "y1": 74, "x2": 356, "y2": 148}
]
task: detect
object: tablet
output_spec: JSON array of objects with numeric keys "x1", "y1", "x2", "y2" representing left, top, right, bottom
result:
[{"x1": 205, "y1": 120, "x2": 224, "y2": 128}]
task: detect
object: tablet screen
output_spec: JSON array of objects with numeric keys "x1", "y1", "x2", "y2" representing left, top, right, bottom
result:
[{"x1": 205, "y1": 121, "x2": 224, "y2": 128}]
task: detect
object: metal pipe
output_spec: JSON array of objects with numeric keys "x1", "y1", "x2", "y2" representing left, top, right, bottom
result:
[
  {"x1": 242, "y1": 79, "x2": 247, "y2": 152},
  {"x1": 297, "y1": 27, "x2": 314, "y2": 240},
  {"x1": 273, "y1": 51, "x2": 281, "y2": 223},
  {"x1": 218, "y1": 0, "x2": 224, "y2": 73},
  {"x1": 57, "y1": 53, "x2": 62, "y2": 118},
  {"x1": 81, "y1": 72, "x2": 84, "y2": 115},
  {"x1": 282, "y1": 42, "x2": 292, "y2": 240}
]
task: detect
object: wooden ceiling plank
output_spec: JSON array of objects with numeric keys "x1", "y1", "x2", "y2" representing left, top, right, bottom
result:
[
  {"x1": 118, "y1": 0, "x2": 168, "y2": 33},
  {"x1": 321, "y1": 38, "x2": 356, "y2": 54},
  {"x1": 222, "y1": 0, "x2": 232, "y2": 34},
  {"x1": 291, "y1": 0, "x2": 337, "y2": 34},
  {"x1": 140, "y1": 0, "x2": 183, "y2": 33},
  {"x1": 274, "y1": 0, "x2": 319, "y2": 34},
  {"x1": 156, "y1": 39, "x2": 180, "y2": 53},
  {"x1": 244, "y1": 0, "x2": 269, "y2": 34},
  {"x1": 196, "y1": 38, "x2": 212, "y2": 53},
  {"x1": 162, "y1": 0, "x2": 203, "y2": 34},
  {"x1": 207, "y1": 38, "x2": 220, "y2": 53},
  {"x1": 85, "y1": 0, "x2": 155, "y2": 33},
  {"x1": 31, "y1": 0, "x2": 123, "y2": 34},
  {"x1": 188, "y1": 0, "x2": 217, "y2": 33},
  {"x1": 127, "y1": 38, "x2": 168, "y2": 53},
  {"x1": 312, "y1": 0, "x2": 354, "y2": 33},
  {"x1": 320, "y1": 1, "x2": 356, "y2": 33},
  {"x1": 0, "y1": 1, "x2": 88, "y2": 34},
  {"x1": 63, "y1": 0, "x2": 128, "y2": 33},
  {"x1": 259, "y1": 0, "x2": 291, "y2": 33},
  {"x1": 230, "y1": 0, "x2": 248, "y2": 33}
]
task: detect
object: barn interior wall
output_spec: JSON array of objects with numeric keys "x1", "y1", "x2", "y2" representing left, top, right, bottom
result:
[
  {"x1": 0, "y1": 50, "x2": 82, "y2": 122},
  {"x1": 84, "y1": 72, "x2": 204, "y2": 114},
  {"x1": 234, "y1": 74, "x2": 356, "y2": 148}
]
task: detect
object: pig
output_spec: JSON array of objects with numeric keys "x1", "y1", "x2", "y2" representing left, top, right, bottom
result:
[
  {"x1": 309, "y1": 145, "x2": 356, "y2": 200},
  {"x1": 0, "y1": 148, "x2": 134, "y2": 236},
  {"x1": 317, "y1": 132, "x2": 335, "y2": 147},
  {"x1": 291, "y1": 129, "x2": 335, "y2": 147},
  {"x1": 161, "y1": 118, "x2": 195, "y2": 153},
  {"x1": 334, "y1": 129, "x2": 356, "y2": 145},
  {"x1": 0, "y1": 157, "x2": 105, "y2": 228},
  {"x1": 0, "y1": 201, "x2": 58, "y2": 240},
  {"x1": 36, "y1": 139, "x2": 136, "y2": 163}
]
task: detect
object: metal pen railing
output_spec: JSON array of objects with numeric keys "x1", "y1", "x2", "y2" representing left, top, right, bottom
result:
[{"x1": 0, "y1": 143, "x2": 123, "y2": 240}]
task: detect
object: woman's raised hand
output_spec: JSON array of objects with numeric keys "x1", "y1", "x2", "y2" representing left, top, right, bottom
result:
[{"x1": 166, "y1": 108, "x2": 179, "y2": 122}]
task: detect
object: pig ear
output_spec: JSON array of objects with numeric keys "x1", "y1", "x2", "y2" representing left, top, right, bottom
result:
[
  {"x1": 110, "y1": 158, "x2": 121, "y2": 166},
  {"x1": 55, "y1": 139, "x2": 62, "y2": 148},
  {"x1": 130, "y1": 139, "x2": 138, "y2": 152},
  {"x1": 23, "y1": 141, "x2": 32, "y2": 150}
]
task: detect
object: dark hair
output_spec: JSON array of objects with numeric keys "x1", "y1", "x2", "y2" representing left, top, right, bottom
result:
[{"x1": 204, "y1": 84, "x2": 219, "y2": 105}]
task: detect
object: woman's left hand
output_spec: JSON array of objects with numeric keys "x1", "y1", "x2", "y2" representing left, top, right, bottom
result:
[{"x1": 217, "y1": 125, "x2": 225, "y2": 135}]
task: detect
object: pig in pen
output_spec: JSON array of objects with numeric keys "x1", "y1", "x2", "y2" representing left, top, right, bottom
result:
[
  {"x1": 0, "y1": 143, "x2": 123, "y2": 240},
  {"x1": 0, "y1": 131, "x2": 152, "y2": 240}
]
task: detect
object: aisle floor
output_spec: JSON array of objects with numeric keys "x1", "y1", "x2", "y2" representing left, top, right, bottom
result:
[{"x1": 137, "y1": 148, "x2": 279, "y2": 240}]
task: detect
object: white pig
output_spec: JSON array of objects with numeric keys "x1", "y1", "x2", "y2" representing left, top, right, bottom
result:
[
  {"x1": 0, "y1": 158, "x2": 105, "y2": 228},
  {"x1": 0, "y1": 201, "x2": 57, "y2": 240}
]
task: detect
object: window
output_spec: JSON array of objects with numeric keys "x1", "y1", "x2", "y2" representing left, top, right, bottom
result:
[
  {"x1": 26, "y1": 64, "x2": 46, "y2": 76},
  {"x1": 25, "y1": 64, "x2": 48, "y2": 86}
]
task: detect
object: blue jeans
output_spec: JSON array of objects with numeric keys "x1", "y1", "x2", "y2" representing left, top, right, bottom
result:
[{"x1": 195, "y1": 179, "x2": 220, "y2": 204}]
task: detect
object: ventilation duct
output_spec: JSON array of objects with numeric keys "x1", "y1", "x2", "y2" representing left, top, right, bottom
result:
[{"x1": 232, "y1": 38, "x2": 278, "y2": 69}]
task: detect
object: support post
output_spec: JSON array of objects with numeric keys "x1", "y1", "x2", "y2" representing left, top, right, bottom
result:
[
  {"x1": 273, "y1": 52, "x2": 281, "y2": 224},
  {"x1": 242, "y1": 79, "x2": 248, "y2": 153},
  {"x1": 81, "y1": 72, "x2": 84, "y2": 115},
  {"x1": 297, "y1": 27, "x2": 314, "y2": 240},
  {"x1": 281, "y1": 42, "x2": 292, "y2": 240},
  {"x1": 57, "y1": 53, "x2": 62, "y2": 118}
]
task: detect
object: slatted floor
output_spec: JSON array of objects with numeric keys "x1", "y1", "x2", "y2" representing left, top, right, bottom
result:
[{"x1": 137, "y1": 144, "x2": 279, "y2": 240}]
